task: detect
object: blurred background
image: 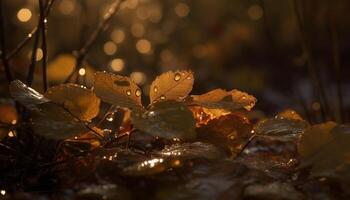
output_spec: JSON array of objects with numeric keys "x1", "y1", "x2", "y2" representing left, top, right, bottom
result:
[{"x1": 1, "y1": 0, "x2": 350, "y2": 122}]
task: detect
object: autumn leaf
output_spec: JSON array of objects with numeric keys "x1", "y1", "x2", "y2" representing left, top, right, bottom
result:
[
  {"x1": 45, "y1": 84, "x2": 100, "y2": 121},
  {"x1": 9, "y1": 80, "x2": 49, "y2": 110},
  {"x1": 298, "y1": 122, "x2": 350, "y2": 178},
  {"x1": 94, "y1": 72, "x2": 143, "y2": 111},
  {"x1": 149, "y1": 70, "x2": 194, "y2": 103},
  {"x1": 131, "y1": 100, "x2": 196, "y2": 141},
  {"x1": 189, "y1": 89, "x2": 256, "y2": 111},
  {"x1": 32, "y1": 102, "x2": 88, "y2": 140}
]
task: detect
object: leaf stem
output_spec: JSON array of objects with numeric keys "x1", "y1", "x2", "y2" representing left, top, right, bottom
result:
[{"x1": 39, "y1": 0, "x2": 48, "y2": 91}]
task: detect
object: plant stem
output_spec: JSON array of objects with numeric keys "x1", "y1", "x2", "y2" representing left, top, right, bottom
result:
[
  {"x1": 39, "y1": 0, "x2": 48, "y2": 91},
  {"x1": 0, "y1": 0, "x2": 13, "y2": 83},
  {"x1": 1, "y1": 0, "x2": 55, "y2": 61},
  {"x1": 291, "y1": 0, "x2": 332, "y2": 121},
  {"x1": 64, "y1": 0, "x2": 126, "y2": 83}
]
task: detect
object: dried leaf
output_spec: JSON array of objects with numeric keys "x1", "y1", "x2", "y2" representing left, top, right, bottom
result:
[
  {"x1": 298, "y1": 122, "x2": 336, "y2": 158},
  {"x1": 94, "y1": 72, "x2": 143, "y2": 111},
  {"x1": 132, "y1": 100, "x2": 196, "y2": 141},
  {"x1": 189, "y1": 89, "x2": 256, "y2": 111},
  {"x1": 32, "y1": 102, "x2": 88, "y2": 140},
  {"x1": 298, "y1": 122, "x2": 350, "y2": 178},
  {"x1": 275, "y1": 109, "x2": 304, "y2": 121},
  {"x1": 196, "y1": 114, "x2": 253, "y2": 157},
  {"x1": 149, "y1": 70, "x2": 194, "y2": 103},
  {"x1": 9, "y1": 80, "x2": 49, "y2": 110},
  {"x1": 45, "y1": 84, "x2": 100, "y2": 121}
]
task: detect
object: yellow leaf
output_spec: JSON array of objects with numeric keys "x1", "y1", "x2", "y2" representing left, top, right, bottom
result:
[
  {"x1": 45, "y1": 84, "x2": 100, "y2": 121},
  {"x1": 149, "y1": 70, "x2": 194, "y2": 103},
  {"x1": 47, "y1": 54, "x2": 75, "y2": 82},
  {"x1": 94, "y1": 72, "x2": 143, "y2": 111},
  {"x1": 189, "y1": 89, "x2": 256, "y2": 111}
]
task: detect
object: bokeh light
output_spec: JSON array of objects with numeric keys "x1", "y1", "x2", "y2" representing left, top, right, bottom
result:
[
  {"x1": 110, "y1": 58, "x2": 125, "y2": 72},
  {"x1": 111, "y1": 29, "x2": 125, "y2": 44},
  {"x1": 103, "y1": 41, "x2": 117, "y2": 55},
  {"x1": 130, "y1": 71, "x2": 146, "y2": 85},
  {"x1": 131, "y1": 23, "x2": 145, "y2": 38},
  {"x1": 175, "y1": 3, "x2": 190, "y2": 18},
  {"x1": 78, "y1": 68, "x2": 86, "y2": 76},
  {"x1": 247, "y1": 5, "x2": 263, "y2": 20},
  {"x1": 136, "y1": 39, "x2": 151, "y2": 54},
  {"x1": 17, "y1": 8, "x2": 32, "y2": 22}
]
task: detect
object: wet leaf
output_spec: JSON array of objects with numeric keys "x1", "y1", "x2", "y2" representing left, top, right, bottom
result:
[
  {"x1": 32, "y1": 102, "x2": 88, "y2": 140},
  {"x1": 9, "y1": 80, "x2": 49, "y2": 110},
  {"x1": 45, "y1": 84, "x2": 100, "y2": 121},
  {"x1": 243, "y1": 182, "x2": 304, "y2": 200},
  {"x1": 254, "y1": 118, "x2": 309, "y2": 137},
  {"x1": 132, "y1": 100, "x2": 196, "y2": 141},
  {"x1": 94, "y1": 71, "x2": 143, "y2": 111},
  {"x1": 189, "y1": 89, "x2": 256, "y2": 111},
  {"x1": 196, "y1": 114, "x2": 253, "y2": 157},
  {"x1": 122, "y1": 157, "x2": 174, "y2": 176},
  {"x1": 157, "y1": 142, "x2": 224, "y2": 160},
  {"x1": 76, "y1": 184, "x2": 131, "y2": 200},
  {"x1": 298, "y1": 122, "x2": 350, "y2": 178},
  {"x1": 149, "y1": 70, "x2": 194, "y2": 103},
  {"x1": 276, "y1": 109, "x2": 304, "y2": 121}
]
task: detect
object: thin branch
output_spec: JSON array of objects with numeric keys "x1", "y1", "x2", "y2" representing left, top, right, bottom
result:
[
  {"x1": 64, "y1": 0, "x2": 126, "y2": 83},
  {"x1": 39, "y1": 0, "x2": 48, "y2": 91},
  {"x1": 1, "y1": 0, "x2": 55, "y2": 61},
  {"x1": 291, "y1": 0, "x2": 332, "y2": 121},
  {"x1": 0, "y1": 1, "x2": 13, "y2": 83}
]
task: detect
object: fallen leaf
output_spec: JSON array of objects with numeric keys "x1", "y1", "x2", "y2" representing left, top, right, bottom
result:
[
  {"x1": 9, "y1": 80, "x2": 49, "y2": 110},
  {"x1": 132, "y1": 100, "x2": 196, "y2": 141},
  {"x1": 149, "y1": 70, "x2": 194, "y2": 103},
  {"x1": 254, "y1": 118, "x2": 309, "y2": 137},
  {"x1": 189, "y1": 89, "x2": 256, "y2": 111},
  {"x1": 45, "y1": 84, "x2": 100, "y2": 121},
  {"x1": 94, "y1": 72, "x2": 143, "y2": 111},
  {"x1": 32, "y1": 102, "x2": 88, "y2": 140}
]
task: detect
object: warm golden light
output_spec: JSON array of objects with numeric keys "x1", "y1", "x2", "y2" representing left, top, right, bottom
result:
[
  {"x1": 78, "y1": 68, "x2": 86, "y2": 76},
  {"x1": 175, "y1": 3, "x2": 190, "y2": 18},
  {"x1": 59, "y1": 0, "x2": 76, "y2": 15},
  {"x1": 111, "y1": 29, "x2": 125, "y2": 44},
  {"x1": 103, "y1": 41, "x2": 117, "y2": 55},
  {"x1": 111, "y1": 58, "x2": 125, "y2": 72},
  {"x1": 130, "y1": 71, "x2": 146, "y2": 85},
  {"x1": 136, "y1": 39, "x2": 151, "y2": 54},
  {"x1": 17, "y1": 8, "x2": 32, "y2": 22}
]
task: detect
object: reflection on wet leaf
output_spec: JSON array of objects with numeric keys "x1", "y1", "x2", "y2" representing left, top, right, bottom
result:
[
  {"x1": 9, "y1": 80, "x2": 49, "y2": 110},
  {"x1": 132, "y1": 100, "x2": 196, "y2": 140},
  {"x1": 254, "y1": 118, "x2": 309, "y2": 137},
  {"x1": 244, "y1": 182, "x2": 304, "y2": 200}
]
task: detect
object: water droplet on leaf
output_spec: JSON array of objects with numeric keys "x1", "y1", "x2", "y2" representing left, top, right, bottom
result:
[
  {"x1": 174, "y1": 73, "x2": 181, "y2": 81},
  {"x1": 135, "y1": 89, "x2": 141, "y2": 97}
]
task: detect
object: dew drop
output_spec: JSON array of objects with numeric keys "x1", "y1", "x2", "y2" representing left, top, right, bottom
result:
[
  {"x1": 126, "y1": 90, "x2": 131, "y2": 96},
  {"x1": 174, "y1": 73, "x2": 181, "y2": 81},
  {"x1": 186, "y1": 76, "x2": 191, "y2": 80},
  {"x1": 135, "y1": 89, "x2": 141, "y2": 97},
  {"x1": 106, "y1": 113, "x2": 114, "y2": 122},
  {"x1": 160, "y1": 95, "x2": 166, "y2": 100},
  {"x1": 153, "y1": 86, "x2": 158, "y2": 93}
]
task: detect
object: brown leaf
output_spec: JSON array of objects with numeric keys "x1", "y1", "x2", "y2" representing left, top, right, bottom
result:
[
  {"x1": 131, "y1": 100, "x2": 196, "y2": 141},
  {"x1": 149, "y1": 70, "x2": 194, "y2": 103},
  {"x1": 32, "y1": 102, "x2": 88, "y2": 140},
  {"x1": 45, "y1": 84, "x2": 100, "y2": 121},
  {"x1": 189, "y1": 89, "x2": 256, "y2": 111},
  {"x1": 196, "y1": 114, "x2": 253, "y2": 157},
  {"x1": 94, "y1": 72, "x2": 143, "y2": 111}
]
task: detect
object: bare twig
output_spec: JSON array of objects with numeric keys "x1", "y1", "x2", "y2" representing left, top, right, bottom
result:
[
  {"x1": 64, "y1": 0, "x2": 126, "y2": 83},
  {"x1": 1, "y1": 0, "x2": 55, "y2": 61},
  {"x1": 0, "y1": 1, "x2": 13, "y2": 83},
  {"x1": 291, "y1": 0, "x2": 332, "y2": 121},
  {"x1": 39, "y1": 0, "x2": 48, "y2": 91}
]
